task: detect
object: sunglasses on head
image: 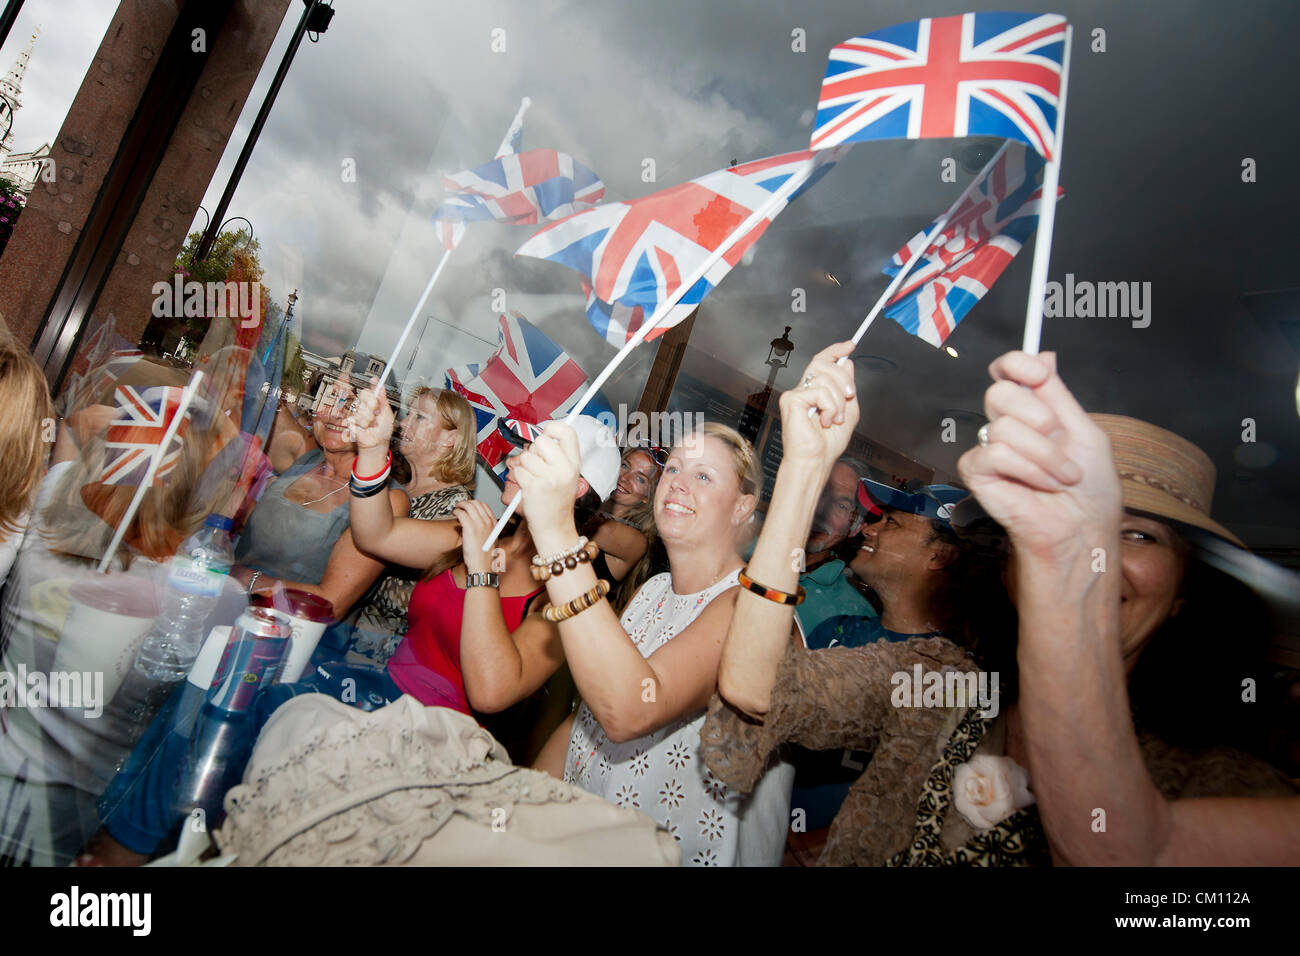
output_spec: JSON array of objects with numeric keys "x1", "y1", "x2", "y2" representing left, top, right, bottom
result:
[{"x1": 631, "y1": 440, "x2": 668, "y2": 469}]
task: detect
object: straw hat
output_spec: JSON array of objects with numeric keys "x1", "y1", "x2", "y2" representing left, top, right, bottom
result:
[
  {"x1": 1090, "y1": 414, "x2": 1244, "y2": 549},
  {"x1": 952, "y1": 413, "x2": 1246, "y2": 551}
]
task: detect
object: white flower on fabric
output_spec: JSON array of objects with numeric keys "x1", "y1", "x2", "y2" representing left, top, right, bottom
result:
[
  {"x1": 658, "y1": 779, "x2": 685, "y2": 810},
  {"x1": 702, "y1": 770, "x2": 728, "y2": 803},
  {"x1": 952, "y1": 754, "x2": 1035, "y2": 830},
  {"x1": 666, "y1": 742, "x2": 692, "y2": 770},
  {"x1": 630, "y1": 749, "x2": 650, "y2": 777},
  {"x1": 698, "y1": 808, "x2": 725, "y2": 842},
  {"x1": 613, "y1": 784, "x2": 641, "y2": 809},
  {"x1": 692, "y1": 847, "x2": 718, "y2": 866}
]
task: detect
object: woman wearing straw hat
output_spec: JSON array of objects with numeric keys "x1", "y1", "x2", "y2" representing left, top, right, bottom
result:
[
  {"x1": 703, "y1": 343, "x2": 1296, "y2": 866},
  {"x1": 955, "y1": 350, "x2": 1299, "y2": 865}
]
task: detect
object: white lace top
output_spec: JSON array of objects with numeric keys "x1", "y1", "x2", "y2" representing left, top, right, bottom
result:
[{"x1": 563, "y1": 570, "x2": 794, "y2": 866}]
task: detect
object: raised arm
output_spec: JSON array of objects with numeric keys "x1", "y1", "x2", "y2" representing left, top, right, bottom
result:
[
  {"x1": 456, "y1": 500, "x2": 566, "y2": 713},
  {"x1": 511, "y1": 425, "x2": 734, "y2": 744},
  {"x1": 590, "y1": 520, "x2": 648, "y2": 582},
  {"x1": 957, "y1": 351, "x2": 1300, "y2": 865},
  {"x1": 718, "y1": 341, "x2": 858, "y2": 717},
  {"x1": 345, "y1": 384, "x2": 462, "y2": 568}
]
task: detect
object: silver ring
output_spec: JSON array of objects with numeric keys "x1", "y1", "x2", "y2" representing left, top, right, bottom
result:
[
  {"x1": 977, "y1": 423, "x2": 991, "y2": 447},
  {"x1": 801, "y1": 375, "x2": 816, "y2": 389}
]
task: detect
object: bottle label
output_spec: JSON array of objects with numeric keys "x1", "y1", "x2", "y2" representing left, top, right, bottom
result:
[{"x1": 168, "y1": 550, "x2": 230, "y2": 598}]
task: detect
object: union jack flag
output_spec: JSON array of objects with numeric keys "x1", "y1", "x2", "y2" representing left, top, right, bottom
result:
[
  {"x1": 98, "y1": 385, "x2": 191, "y2": 486},
  {"x1": 883, "y1": 183, "x2": 1054, "y2": 347},
  {"x1": 517, "y1": 148, "x2": 847, "y2": 346},
  {"x1": 812, "y1": 12, "x2": 1068, "y2": 159},
  {"x1": 431, "y1": 148, "x2": 605, "y2": 251},
  {"x1": 885, "y1": 142, "x2": 1062, "y2": 301},
  {"x1": 442, "y1": 312, "x2": 613, "y2": 477},
  {"x1": 60, "y1": 312, "x2": 143, "y2": 414},
  {"x1": 580, "y1": 277, "x2": 656, "y2": 349},
  {"x1": 503, "y1": 418, "x2": 545, "y2": 442}
]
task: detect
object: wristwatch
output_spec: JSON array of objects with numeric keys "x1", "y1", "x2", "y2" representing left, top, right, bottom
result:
[{"x1": 465, "y1": 571, "x2": 500, "y2": 589}]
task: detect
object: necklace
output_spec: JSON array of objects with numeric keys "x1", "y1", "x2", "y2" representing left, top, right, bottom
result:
[{"x1": 295, "y1": 465, "x2": 349, "y2": 507}]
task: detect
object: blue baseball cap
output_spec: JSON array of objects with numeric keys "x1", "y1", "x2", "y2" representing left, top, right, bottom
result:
[{"x1": 858, "y1": 479, "x2": 969, "y2": 528}]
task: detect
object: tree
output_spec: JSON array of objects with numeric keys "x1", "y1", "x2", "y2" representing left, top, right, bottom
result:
[
  {"x1": 141, "y1": 227, "x2": 269, "y2": 354},
  {"x1": 0, "y1": 177, "x2": 26, "y2": 261}
]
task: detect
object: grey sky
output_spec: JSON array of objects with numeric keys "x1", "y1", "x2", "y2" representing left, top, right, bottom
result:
[{"x1": 5, "y1": 0, "x2": 1298, "y2": 542}]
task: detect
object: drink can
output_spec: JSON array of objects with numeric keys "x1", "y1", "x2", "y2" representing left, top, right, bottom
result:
[{"x1": 207, "y1": 608, "x2": 292, "y2": 714}]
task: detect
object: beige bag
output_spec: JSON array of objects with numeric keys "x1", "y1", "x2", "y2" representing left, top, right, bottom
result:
[{"x1": 214, "y1": 694, "x2": 679, "y2": 866}]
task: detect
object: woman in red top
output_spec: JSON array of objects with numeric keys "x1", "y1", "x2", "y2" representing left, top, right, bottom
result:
[{"x1": 346, "y1": 388, "x2": 619, "y2": 723}]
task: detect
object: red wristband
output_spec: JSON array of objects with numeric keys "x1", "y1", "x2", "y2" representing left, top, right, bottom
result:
[{"x1": 352, "y1": 450, "x2": 392, "y2": 482}]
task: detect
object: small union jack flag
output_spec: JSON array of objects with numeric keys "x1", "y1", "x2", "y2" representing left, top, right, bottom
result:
[
  {"x1": 812, "y1": 12, "x2": 1068, "y2": 159},
  {"x1": 885, "y1": 142, "x2": 1062, "y2": 302},
  {"x1": 442, "y1": 313, "x2": 613, "y2": 477},
  {"x1": 431, "y1": 148, "x2": 605, "y2": 251},
  {"x1": 98, "y1": 385, "x2": 191, "y2": 486},
  {"x1": 883, "y1": 182, "x2": 1055, "y2": 347},
  {"x1": 503, "y1": 418, "x2": 545, "y2": 442},
  {"x1": 517, "y1": 148, "x2": 846, "y2": 346}
]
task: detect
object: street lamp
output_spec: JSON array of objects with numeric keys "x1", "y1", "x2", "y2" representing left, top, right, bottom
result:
[
  {"x1": 739, "y1": 326, "x2": 796, "y2": 447},
  {"x1": 190, "y1": 207, "x2": 253, "y2": 263},
  {"x1": 192, "y1": 0, "x2": 332, "y2": 262},
  {"x1": 765, "y1": 326, "x2": 795, "y2": 382}
]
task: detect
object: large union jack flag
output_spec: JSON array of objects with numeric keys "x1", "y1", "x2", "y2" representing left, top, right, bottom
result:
[
  {"x1": 98, "y1": 385, "x2": 191, "y2": 486},
  {"x1": 812, "y1": 12, "x2": 1067, "y2": 159},
  {"x1": 442, "y1": 312, "x2": 613, "y2": 477},
  {"x1": 883, "y1": 183, "x2": 1054, "y2": 347},
  {"x1": 517, "y1": 148, "x2": 846, "y2": 347},
  {"x1": 885, "y1": 142, "x2": 1062, "y2": 301},
  {"x1": 431, "y1": 148, "x2": 605, "y2": 251}
]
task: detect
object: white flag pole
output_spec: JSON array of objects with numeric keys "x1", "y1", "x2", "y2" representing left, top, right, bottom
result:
[
  {"x1": 1020, "y1": 25, "x2": 1073, "y2": 355},
  {"x1": 374, "y1": 247, "x2": 452, "y2": 392},
  {"x1": 481, "y1": 158, "x2": 823, "y2": 550},
  {"x1": 97, "y1": 370, "x2": 205, "y2": 573},
  {"x1": 373, "y1": 97, "x2": 534, "y2": 392},
  {"x1": 846, "y1": 140, "x2": 1011, "y2": 347}
]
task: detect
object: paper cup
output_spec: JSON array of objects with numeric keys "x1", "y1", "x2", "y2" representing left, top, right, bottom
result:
[
  {"x1": 252, "y1": 590, "x2": 334, "y2": 683},
  {"x1": 57, "y1": 573, "x2": 160, "y2": 702}
]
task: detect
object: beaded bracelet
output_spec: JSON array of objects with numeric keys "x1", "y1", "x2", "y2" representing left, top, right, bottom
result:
[
  {"x1": 737, "y1": 569, "x2": 806, "y2": 606},
  {"x1": 541, "y1": 579, "x2": 611, "y2": 623},
  {"x1": 530, "y1": 541, "x2": 600, "y2": 582},
  {"x1": 532, "y1": 536, "x2": 589, "y2": 568}
]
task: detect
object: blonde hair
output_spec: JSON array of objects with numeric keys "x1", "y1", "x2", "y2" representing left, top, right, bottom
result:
[
  {"x1": 682, "y1": 421, "x2": 763, "y2": 501},
  {"x1": 409, "y1": 386, "x2": 476, "y2": 489},
  {"x1": 0, "y1": 342, "x2": 54, "y2": 539}
]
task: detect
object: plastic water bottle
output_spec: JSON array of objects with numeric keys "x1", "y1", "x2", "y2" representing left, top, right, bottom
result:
[{"x1": 134, "y1": 515, "x2": 235, "y2": 682}]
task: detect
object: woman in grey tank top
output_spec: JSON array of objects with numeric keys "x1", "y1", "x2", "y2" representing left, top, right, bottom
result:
[{"x1": 230, "y1": 388, "x2": 408, "y2": 619}]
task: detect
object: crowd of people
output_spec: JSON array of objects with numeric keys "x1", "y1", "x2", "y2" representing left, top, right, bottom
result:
[{"x1": 0, "y1": 326, "x2": 1295, "y2": 867}]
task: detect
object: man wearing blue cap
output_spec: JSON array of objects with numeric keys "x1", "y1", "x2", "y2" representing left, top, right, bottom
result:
[
  {"x1": 793, "y1": 456, "x2": 879, "y2": 638},
  {"x1": 806, "y1": 480, "x2": 968, "y2": 650}
]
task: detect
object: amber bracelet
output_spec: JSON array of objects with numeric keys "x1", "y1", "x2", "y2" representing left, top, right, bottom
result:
[
  {"x1": 737, "y1": 569, "x2": 806, "y2": 606},
  {"x1": 530, "y1": 541, "x2": 600, "y2": 582},
  {"x1": 541, "y1": 579, "x2": 611, "y2": 623}
]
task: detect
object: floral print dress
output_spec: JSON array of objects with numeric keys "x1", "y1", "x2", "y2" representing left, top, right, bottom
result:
[{"x1": 563, "y1": 571, "x2": 793, "y2": 867}]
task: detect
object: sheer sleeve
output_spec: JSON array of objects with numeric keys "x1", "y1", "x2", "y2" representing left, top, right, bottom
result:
[{"x1": 701, "y1": 636, "x2": 972, "y2": 793}]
